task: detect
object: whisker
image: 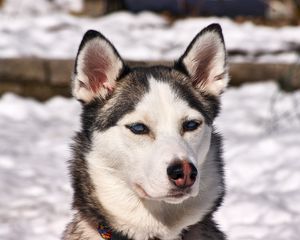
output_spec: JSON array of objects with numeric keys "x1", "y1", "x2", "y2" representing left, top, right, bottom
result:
[{"x1": 89, "y1": 164, "x2": 119, "y2": 173}]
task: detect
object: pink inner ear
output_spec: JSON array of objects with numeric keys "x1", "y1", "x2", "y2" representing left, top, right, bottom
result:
[
  {"x1": 82, "y1": 45, "x2": 111, "y2": 93},
  {"x1": 192, "y1": 42, "x2": 218, "y2": 88}
]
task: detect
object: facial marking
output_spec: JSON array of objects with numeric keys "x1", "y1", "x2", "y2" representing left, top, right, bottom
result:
[
  {"x1": 113, "y1": 76, "x2": 212, "y2": 201},
  {"x1": 89, "y1": 75, "x2": 212, "y2": 206},
  {"x1": 120, "y1": 76, "x2": 204, "y2": 139}
]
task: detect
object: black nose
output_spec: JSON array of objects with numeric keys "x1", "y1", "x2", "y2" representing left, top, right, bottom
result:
[{"x1": 167, "y1": 161, "x2": 197, "y2": 188}]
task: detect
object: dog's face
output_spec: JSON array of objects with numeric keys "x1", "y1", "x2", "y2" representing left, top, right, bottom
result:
[
  {"x1": 114, "y1": 78, "x2": 214, "y2": 203},
  {"x1": 73, "y1": 24, "x2": 228, "y2": 204}
]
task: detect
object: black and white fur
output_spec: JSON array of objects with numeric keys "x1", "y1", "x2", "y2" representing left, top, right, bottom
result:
[{"x1": 63, "y1": 23, "x2": 229, "y2": 240}]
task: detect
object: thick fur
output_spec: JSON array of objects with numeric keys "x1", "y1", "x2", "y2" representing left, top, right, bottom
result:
[{"x1": 63, "y1": 24, "x2": 228, "y2": 240}]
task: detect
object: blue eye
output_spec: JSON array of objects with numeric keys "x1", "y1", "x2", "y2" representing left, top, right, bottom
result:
[
  {"x1": 182, "y1": 120, "x2": 201, "y2": 132},
  {"x1": 126, "y1": 123, "x2": 149, "y2": 135}
]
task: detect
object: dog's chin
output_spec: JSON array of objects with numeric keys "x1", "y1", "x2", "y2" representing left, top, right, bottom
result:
[
  {"x1": 162, "y1": 194, "x2": 190, "y2": 204},
  {"x1": 133, "y1": 183, "x2": 194, "y2": 204}
]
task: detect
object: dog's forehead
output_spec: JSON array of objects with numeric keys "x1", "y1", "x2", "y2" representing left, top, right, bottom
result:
[
  {"x1": 129, "y1": 67, "x2": 213, "y2": 123},
  {"x1": 95, "y1": 67, "x2": 213, "y2": 131},
  {"x1": 130, "y1": 76, "x2": 201, "y2": 122}
]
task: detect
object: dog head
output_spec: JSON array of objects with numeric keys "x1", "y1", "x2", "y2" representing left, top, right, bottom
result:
[{"x1": 72, "y1": 24, "x2": 228, "y2": 205}]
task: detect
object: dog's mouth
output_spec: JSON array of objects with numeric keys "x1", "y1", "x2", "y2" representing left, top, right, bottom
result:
[
  {"x1": 134, "y1": 183, "x2": 151, "y2": 198},
  {"x1": 167, "y1": 188, "x2": 191, "y2": 198},
  {"x1": 166, "y1": 192, "x2": 185, "y2": 198},
  {"x1": 133, "y1": 183, "x2": 190, "y2": 201}
]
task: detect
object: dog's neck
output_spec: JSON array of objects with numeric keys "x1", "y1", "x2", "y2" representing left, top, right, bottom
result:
[
  {"x1": 83, "y1": 168, "x2": 220, "y2": 239},
  {"x1": 67, "y1": 210, "x2": 224, "y2": 240}
]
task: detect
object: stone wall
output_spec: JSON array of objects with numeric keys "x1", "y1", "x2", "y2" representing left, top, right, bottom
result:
[{"x1": 0, "y1": 58, "x2": 299, "y2": 100}]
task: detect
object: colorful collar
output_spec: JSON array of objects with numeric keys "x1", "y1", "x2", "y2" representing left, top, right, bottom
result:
[
  {"x1": 97, "y1": 224, "x2": 161, "y2": 240},
  {"x1": 97, "y1": 224, "x2": 112, "y2": 239}
]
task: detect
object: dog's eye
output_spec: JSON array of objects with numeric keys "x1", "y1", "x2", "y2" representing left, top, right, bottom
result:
[
  {"x1": 126, "y1": 123, "x2": 149, "y2": 135},
  {"x1": 182, "y1": 120, "x2": 201, "y2": 132}
]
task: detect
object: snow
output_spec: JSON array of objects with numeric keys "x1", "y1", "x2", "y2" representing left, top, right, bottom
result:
[
  {"x1": 2, "y1": 0, "x2": 83, "y2": 15},
  {"x1": 0, "y1": 8, "x2": 300, "y2": 62},
  {"x1": 215, "y1": 83, "x2": 300, "y2": 240},
  {"x1": 0, "y1": 94, "x2": 80, "y2": 240},
  {"x1": 0, "y1": 82, "x2": 300, "y2": 240}
]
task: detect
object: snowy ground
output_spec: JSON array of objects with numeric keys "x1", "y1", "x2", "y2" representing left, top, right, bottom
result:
[
  {"x1": 1, "y1": 7, "x2": 300, "y2": 62},
  {"x1": 0, "y1": 82, "x2": 300, "y2": 240}
]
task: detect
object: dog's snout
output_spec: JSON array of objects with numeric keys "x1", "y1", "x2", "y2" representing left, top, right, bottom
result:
[{"x1": 167, "y1": 160, "x2": 197, "y2": 188}]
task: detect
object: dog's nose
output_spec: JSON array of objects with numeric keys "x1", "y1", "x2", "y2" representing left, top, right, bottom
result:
[{"x1": 167, "y1": 161, "x2": 197, "y2": 188}]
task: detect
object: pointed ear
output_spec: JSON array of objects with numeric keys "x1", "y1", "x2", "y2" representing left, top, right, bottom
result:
[
  {"x1": 72, "y1": 30, "x2": 125, "y2": 103},
  {"x1": 176, "y1": 24, "x2": 229, "y2": 96}
]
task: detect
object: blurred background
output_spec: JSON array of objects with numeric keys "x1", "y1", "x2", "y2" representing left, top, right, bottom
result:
[{"x1": 0, "y1": 1, "x2": 300, "y2": 240}]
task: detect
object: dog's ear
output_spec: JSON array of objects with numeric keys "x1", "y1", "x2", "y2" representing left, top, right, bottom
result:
[
  {"x1": 176, "y1": 24, "x2": 229, "y2": 96},
  {"x1": 72, "y1": 30, "x2": 125, "y2": 103}
]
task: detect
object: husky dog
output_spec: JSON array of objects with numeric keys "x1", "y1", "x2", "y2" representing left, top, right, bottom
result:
[{"x1": 63, "y1": 23, "x2": 229, "y2": 240}]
